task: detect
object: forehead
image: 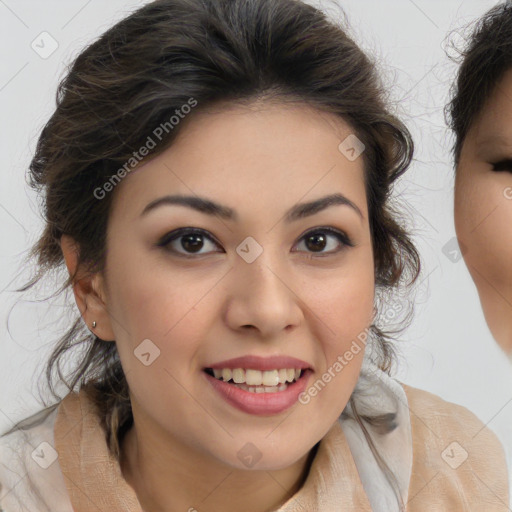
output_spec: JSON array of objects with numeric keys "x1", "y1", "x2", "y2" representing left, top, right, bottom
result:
[
  {"x1": 110, "y1": 102, "x2": 368, "y2": 220},
  {"x1": 466, "y1": 69, "x2": 512, "y2": 156}
]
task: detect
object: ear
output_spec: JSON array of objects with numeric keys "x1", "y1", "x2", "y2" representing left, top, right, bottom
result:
[{"x1": 60, "y1": 234, "x2": 116, "y2": 342}]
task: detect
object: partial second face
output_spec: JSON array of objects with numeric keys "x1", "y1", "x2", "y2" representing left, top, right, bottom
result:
[{"x1": 455, "y1": 68, "x2": 512, "y2": 354}]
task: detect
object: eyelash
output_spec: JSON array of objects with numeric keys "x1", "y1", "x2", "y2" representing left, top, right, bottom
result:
[
  {"x1": 156, "y1": 226, "x2": 354, "y2": 259},
  {"x1": 490, "y1": 159, "x2": 512, "y2": 173}
]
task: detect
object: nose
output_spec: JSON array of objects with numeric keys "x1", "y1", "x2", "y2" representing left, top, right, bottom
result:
[{"x1": 224, "y1": 249, "x2": 304, "y2": 339}]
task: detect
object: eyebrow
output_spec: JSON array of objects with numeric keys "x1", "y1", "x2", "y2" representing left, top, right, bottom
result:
[
  {"x1": 476, "y1": 134, "x2": 512, "y2": 151},
  {"x1": 140, "y1": 193, "x2": 363, "y2": 222}
]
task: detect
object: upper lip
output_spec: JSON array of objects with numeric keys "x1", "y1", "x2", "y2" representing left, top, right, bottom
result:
[{"x1": 205, "y1": 355, "x2": 313, "y2": 371}]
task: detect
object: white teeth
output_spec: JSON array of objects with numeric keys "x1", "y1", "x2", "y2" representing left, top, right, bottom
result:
[
  {"x1": 233, "y1": 383, "x2": 288, "y2": 393},
  {"x1": 232, "y1": 368, "x2": 245, "y2": 384},
  {"x1": 209, "y1": 367, "x2": 304, "y2": 385},
  {"x1": 246, "y1": 369, "x2": 263, "y2": 386},
  {"x1": 243, "y1": 369, "x2": 281, "y2": 386},
  {"x1": 263, "y1": 370, "x2": 280, "y2": 386}
]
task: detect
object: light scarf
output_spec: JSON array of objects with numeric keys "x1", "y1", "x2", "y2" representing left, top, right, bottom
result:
[{"x1": 0, "y1": 354, "x2": 509, "y2": 511}]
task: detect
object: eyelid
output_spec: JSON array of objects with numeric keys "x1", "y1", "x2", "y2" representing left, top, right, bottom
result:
[
  {"x1": 157, "y1": 227, "x2": 221, "y2": 251},
  {"x1": 294, "y1": 226, "x2": 354, "y2": 249},
  {"x1": 157, "y1": 226, "x2": 354, "y2": 257}
]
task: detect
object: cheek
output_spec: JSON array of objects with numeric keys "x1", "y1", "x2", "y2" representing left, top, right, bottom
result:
[
  {"x1": 455, "y1": 172, "x2": 512, "y2": 285},
  {"x1": 107, "y1": 268, "x2": 215, "y2": 413},
  {"x1": 477, "y1": 211, "x2": 512, "y2": 291},
  {"x1": 318, "y1": 277, "x2": 373, "y2": 333},
  {"x1": 298, "y1": 274, "x2": 373, "y2": 422},
  {"x1": 104, "y1": 249, "x2": 220, "y2": 384},
  {"x1": 454, "y1": 170, "x2": 480, "y2": 239},
  {"x1": 304, "y1": 255, "x2": 375, "y2": 363}
]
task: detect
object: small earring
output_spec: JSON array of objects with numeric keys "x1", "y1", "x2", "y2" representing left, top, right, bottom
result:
[{"x1": 91, "y1": 321, "x2": 97, "y2": 329}]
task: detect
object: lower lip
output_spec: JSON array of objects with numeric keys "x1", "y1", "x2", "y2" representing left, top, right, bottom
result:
[{"x1": 203, "y1": 369, "x2": 312, "y2": 416}]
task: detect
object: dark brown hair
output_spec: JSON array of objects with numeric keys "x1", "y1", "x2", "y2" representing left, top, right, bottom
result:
[
  {"x1": 5, "y1": 0, "x2": 420, "y2": 508},
  {"x1": 447, "y1": 1, "x2": 512, "y2": 166}
]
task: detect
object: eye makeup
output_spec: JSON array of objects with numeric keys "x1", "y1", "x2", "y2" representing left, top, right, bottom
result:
[{"x1": 155, "y1": 226, "x2": 355, "y2": 259}]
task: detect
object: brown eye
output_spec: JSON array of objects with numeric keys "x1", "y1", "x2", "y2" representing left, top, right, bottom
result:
[
  {"x1": 180, "y1": 233, "x2": 206, "y2": 253},
  {"x1": 293, "y1": 227, "x2": 354, "y2": 256},
  {"x1": 157, "y1": 226, "x2": 354, "y2": 259},
  {"x1": 157, "y1": 228, "x2": 222, "y2": 257},
  {"x1": 305, "y1": 232, "x2": 328, "y2": 252}
]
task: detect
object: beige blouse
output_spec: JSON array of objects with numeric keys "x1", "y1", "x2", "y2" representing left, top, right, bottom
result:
[{"x1": 0, "y1": 362, "x2": 509, "y2": 511}]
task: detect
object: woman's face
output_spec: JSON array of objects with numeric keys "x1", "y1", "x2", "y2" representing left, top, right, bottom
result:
[
  {"x1": 97, "y1": 102, "x2": 374, "y2": 471},
  {"x1": 455, "y1": 68, "x2": 512, "y2": 355}
]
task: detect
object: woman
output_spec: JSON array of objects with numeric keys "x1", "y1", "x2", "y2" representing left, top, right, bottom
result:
[
  {"x1": 448, "y1": 1, "x2": 512, "y2": 358},
  {"x1": 0, "y1": 0, "x2": 508, "y2": 510}
]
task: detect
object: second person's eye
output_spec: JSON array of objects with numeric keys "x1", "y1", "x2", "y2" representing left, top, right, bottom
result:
[{"x1": 490, "y1": 158, "x2": 512, "y2": 173}]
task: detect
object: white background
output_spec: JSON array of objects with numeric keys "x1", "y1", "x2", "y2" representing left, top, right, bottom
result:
[{"x1": 1, "y1": 0, "x2": 511, "y2": 463}]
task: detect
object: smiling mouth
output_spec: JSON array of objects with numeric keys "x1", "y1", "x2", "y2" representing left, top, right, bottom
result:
[{"x1": 203, "y1": 367, "x2": 305, "y2": 393}]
